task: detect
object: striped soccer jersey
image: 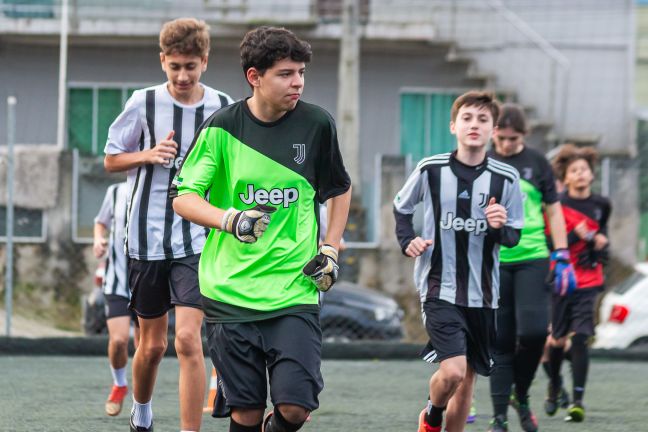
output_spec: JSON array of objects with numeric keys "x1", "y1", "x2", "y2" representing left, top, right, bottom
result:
[
  {"x1": 95, "y1": 182, "x2": 129, "y2": 298},
  {"x1": 105, "y1": 83, "x2": 232, "y2": 260},
  {"x1": 394, "y1": 152, "x2": 524, "y2": 309}
]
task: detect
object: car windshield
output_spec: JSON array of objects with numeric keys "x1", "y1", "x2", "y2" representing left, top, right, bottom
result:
[{"x1": 613, "y1": 271, "x2": 647, "y2": 295}]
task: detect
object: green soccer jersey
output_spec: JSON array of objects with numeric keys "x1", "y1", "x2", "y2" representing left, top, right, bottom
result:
[
  {"x1": 173, "y1": 100, "x2": 350, "y2": 323},
  {"x1": 487, "y1": 146, "x2": 559, "y2": 263}
]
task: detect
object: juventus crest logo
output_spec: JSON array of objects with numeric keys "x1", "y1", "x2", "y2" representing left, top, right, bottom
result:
[
  {"x1": 478, "y1": 193, "x2": 490, "y2": 208},
  {"x1": 293, "y1": 144, "x2": 305, "y2": 164}
]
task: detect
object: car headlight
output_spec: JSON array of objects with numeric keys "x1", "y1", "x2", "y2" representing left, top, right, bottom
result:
[{"x1": 373, "y1": 307, "x2": 395, "y2": 321}]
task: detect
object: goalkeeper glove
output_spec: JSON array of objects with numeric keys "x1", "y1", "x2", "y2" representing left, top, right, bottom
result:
[
  {"x1": 303, "y1": 244, "x2": 339, "y2": 292},
  {"x1": 548, "y1": 249, "x2": 577, "y2": 296},
  {"x1": 221, "y1": 204, "x2": 276, "y2": 243}
]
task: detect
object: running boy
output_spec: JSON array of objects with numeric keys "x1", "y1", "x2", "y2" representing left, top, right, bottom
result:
[
  {"x1": 172, "y1": 26, "x2": 351, "y2": 432},
  {"x1": 545, "y1": 144, "x2": 611, "y2": 423},
  {"x1": 393, "y1": 91, "x2": 524, "y2": 432},
  {"x1": 94, "y1": 181, "x2": 140, "y2": 418},
  {"x1": 486, "y1": 104, "x2": 572, "y2": 432},
  {"x1": 104, "y1": 18, "x2": 232, "y2": 431}
]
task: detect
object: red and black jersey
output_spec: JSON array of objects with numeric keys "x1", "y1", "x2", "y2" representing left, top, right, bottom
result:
[{"x1": 558, "y1": 193, "x2": 611, "y2": 289}]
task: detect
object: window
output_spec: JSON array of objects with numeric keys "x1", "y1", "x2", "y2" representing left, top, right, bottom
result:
[
  {"x1": 0, "y1": 206, "x2": 46, "y2": 242},
  {"x1": 67, "y1": 84, "x2": 144, "y2": 156},
  {"x1": 400, "y1": 90, "x2": 458, "y2": 162}
]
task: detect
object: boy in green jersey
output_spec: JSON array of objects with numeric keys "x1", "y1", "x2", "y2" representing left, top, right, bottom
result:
[{"x1": 172, "y1": 26, "x2": 351, "y2": 432}]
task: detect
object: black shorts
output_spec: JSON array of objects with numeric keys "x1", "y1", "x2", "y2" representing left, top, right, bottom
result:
[
  {"x1": 422, "y1": 299, "x2": 496, "y2": 377},
  {"x1": 551, "y1": 287, "x2": 602, "y2": 339},
  {"x1": 104, "y1": 294, "x2": 138, "y2": 322},
  {"x1": 206, "y1": 312, "x2": 324, "y2": 417},
  {"x1": 128, "y1": 254, "x2": 202, "y2": 318}
]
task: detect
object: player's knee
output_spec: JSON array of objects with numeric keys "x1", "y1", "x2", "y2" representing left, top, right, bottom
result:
[
  {"x1": 140, "y1": 339, "x2": 167, "y2": 362},
  {"x1": 174, "y1": 329, "x2": 201, "y2": 358},
  {"x1": 276, "y1": 404, "x2": 309, "y2": 425},
  {"x1": 440, "y1": 364, "x2": 466, "y2": 388},
  {"x1": 109, "y1": 333, "x2": 129, "y2": 350}
]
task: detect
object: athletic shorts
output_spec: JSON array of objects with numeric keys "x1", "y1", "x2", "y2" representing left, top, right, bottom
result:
[
  {"x1": 128, "y1": 254, "x2": 202, "y2": 318},
  {"x1": 104, "y1": 294, "x2": 137, "y2": 322},
  {"x1": 551, "y1": 287, "x2": 602, "y2": 339},
  {"x1": 206, "y1": 312, "x2": 324, "y2": 417},
  {"x1": 421, "y1": 299, "x2": 496, "y2": 377}
]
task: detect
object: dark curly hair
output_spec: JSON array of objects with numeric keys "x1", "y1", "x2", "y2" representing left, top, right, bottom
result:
[
  {"x1": 240, "y1": 26, "x2": 312, "y2": 77},
  {"x1": 551, "y1": 143, "x2": 599, "y2": 181}
]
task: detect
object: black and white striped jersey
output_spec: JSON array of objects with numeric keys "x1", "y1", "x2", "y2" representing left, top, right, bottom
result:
[
  {"x1": 393, "y1": 152, "x2": 524, "y2": 309},
  {"x1": 104, "y1": 83, "x2": 233, "y2": 260},
  {"x1": 95, "y1": 182, "x2": 129, "y2": 298}
]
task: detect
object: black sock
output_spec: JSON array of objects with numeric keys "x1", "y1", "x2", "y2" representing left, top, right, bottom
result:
[
  {"x1": 514, "y1": 336, "x2": 545, "y2": 404},
  {"x1": 490, "y1": 352, "x2": 514, "y2": 417},
  {"x1": 570, "y1": 334, "x2": 589, "y2": 403},
  {"x1": 548, "y1": 345, "x2": 565, "y2": 393},
  {"x1": 424, "y1": 400, "x2": 446, "y2": 428},
  {"x1": 229, "y1": 418, "x2": 262, "y2": 432},
  {"x1": 265, "y1": 407, "x2": 306, "y2": 432}
]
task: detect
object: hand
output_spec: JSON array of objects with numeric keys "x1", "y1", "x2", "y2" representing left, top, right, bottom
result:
[
  {"x1": 221, "y1": 204, "x2": 276, "y2": 243},
  {"x1": 93, "y1": 238, "x2": 107, "y2": 258},
  {"x1": 303, "y1": 244, "x2": 339, "y2": 292},
  {"x1": 577, "y1": 246, "x2": 608, "y2": 268},
  {"x1": 593, "y1": 233, "x2": 608, "y2": 251},
  {"x1": 484, "y1": 197, "x2": 507, "y2": 229},
  {"x1": 548, "y1": 249, "x2": 577, "y2": 296},
  {"x1": 405, "y1": 237, "x2": 433, "y2": 257},
  {"x1": 148, "y1": 131, "x2": 178, "y2": 165},
  {"x1": 573, "y1": 221, "x2": 594, "y2": 241}
]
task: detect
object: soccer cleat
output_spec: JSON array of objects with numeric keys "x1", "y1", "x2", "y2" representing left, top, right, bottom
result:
[
  {"x1": 417, "y1": 408, "x2": 442, "y2": 432},
  {"x1": 105, "y1": 384, "x2": 128, "y2": 416},
  {"x1": 512, "y1": 402, "x2": 538, "y2": 432},
  {"x1": 466, "y1": 402, "x2": 477, "y2": 424},
  {"x1": 129, "y1": 413, "x2": 153, "y2": 431},
  {"x1": 487, "y1": 414, "x2": 508, "y2": 432},
  {"x1": 564, "y1": 402, "x2": 585, "y2": 423}
]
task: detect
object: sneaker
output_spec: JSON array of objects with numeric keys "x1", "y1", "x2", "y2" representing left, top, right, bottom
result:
[
  {"x1": 129, "y1": 413, "x2": 153, "y2": 432},
  {"x1": 512, "y1": 402, "x2": 538, "y2": 432},
  {"x1": 487, "y1": 414, "x2": 508, "y2": 432},
  {"x1": 466, "y1": 403, "x2": 477, "y2": 424},
  {"x1": 564, "y1": 402, "x2": 585, "y2": 423},
  {"x1": 417, "y1": 408, "x2": 442, "y2": 432},
  {"x1": 105, "y1": 385, "x2": 128, "y2": 416},
  {"x1": 558, "y1": 386, "x2": 570, "y2": 409},
  {"x1": 544, "y1": 383, "x2": 559, "y2": 416}
]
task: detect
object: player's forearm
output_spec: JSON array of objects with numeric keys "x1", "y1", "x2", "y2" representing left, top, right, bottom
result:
[
  {"x1": 393, "y1": 207, "x2": 416, "y2": 255},
  {"x1": 104, "y1": 151, "x2": 151, "y2": 173},
  {"x1": 323, "y1": 188, "x2": 352, "y2": 250},
  {"x1": 93, "y1": 223, "x2": 108, "y2": 243},
  {"x1": 173, "y1": 193, "x2": 225, "y2": 229},
  {"x1": 546, "y1": 202, "x2": 568, "y2": 250}
]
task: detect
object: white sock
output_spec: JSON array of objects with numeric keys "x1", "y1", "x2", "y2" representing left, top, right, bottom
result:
[
  {"x1": 110, "y1": 366, "x2": 128, "y2": 387},
  {"x1": 131, "y1": 397, "x2": 153, "y2": 428}
]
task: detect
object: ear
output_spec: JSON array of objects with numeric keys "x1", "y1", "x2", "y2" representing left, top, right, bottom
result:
[
  {"x1": 246, "y1": 67, "x2": 261, "y2": 88},
  {"x1": 201, "y1": 55, "x2": 209, "y2": 72},
  {"x1": 449, "y1": 120, "x2": 456, "y2": 135},
  {"x1": 159, "y1": 52, "x2": 166, "y2": 71}
]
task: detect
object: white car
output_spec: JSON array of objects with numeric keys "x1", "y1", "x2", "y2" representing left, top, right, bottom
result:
[{"x1": 594, "y1": 262, "x2": 648, "y2": 349}]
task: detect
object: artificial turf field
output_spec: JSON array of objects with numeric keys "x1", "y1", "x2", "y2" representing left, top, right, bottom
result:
[{"x1": 1, "y1": 356, "x2": 646, "y2": 431}]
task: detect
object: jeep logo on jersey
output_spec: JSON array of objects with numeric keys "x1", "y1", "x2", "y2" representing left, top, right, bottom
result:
[
  {"x1": 440, "y1": 213, "x2": 488, "y2": 235},
  {"x1": 240, "y1": 184, "x2": 299, "y2": 208},
  {"x1": 162, "y1": 156, "x2": 184, "y2": 170}
]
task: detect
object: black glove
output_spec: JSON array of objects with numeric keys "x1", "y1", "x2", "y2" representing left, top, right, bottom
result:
[
  {"x1": 221, "y1": 205, "x2": 276, "y2": 243},
  {"x1": 303, "y1": 244, "x2": 339, "y2": 292},
  {"x1": 577, "y1": 242, "x2": 609, "y2": 268}
]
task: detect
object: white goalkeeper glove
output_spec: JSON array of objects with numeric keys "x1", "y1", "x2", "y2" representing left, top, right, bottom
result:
[
  {"x1": 302, "y1": 244, "x2": 339, "y2": 292},
  {"x1": 221, "y1": 204, "x2": 276, "y2": 243}
]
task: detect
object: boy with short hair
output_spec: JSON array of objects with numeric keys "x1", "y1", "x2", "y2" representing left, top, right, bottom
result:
[
  {"x1": 545, "y1": 144, "x2": 611, "y2": 423},
  {"x1": 172, "y1": 26, "x2": 351, "y2": 432},
  {"x1": 393, "y1": 91, "x2": 524, "y2": 432},
  {"x1": 104, "y1": 17, "x2": 233, "y2": 432},
  {"x1": 94, "y1": 182, "x2": 140, "y2": 418}
]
